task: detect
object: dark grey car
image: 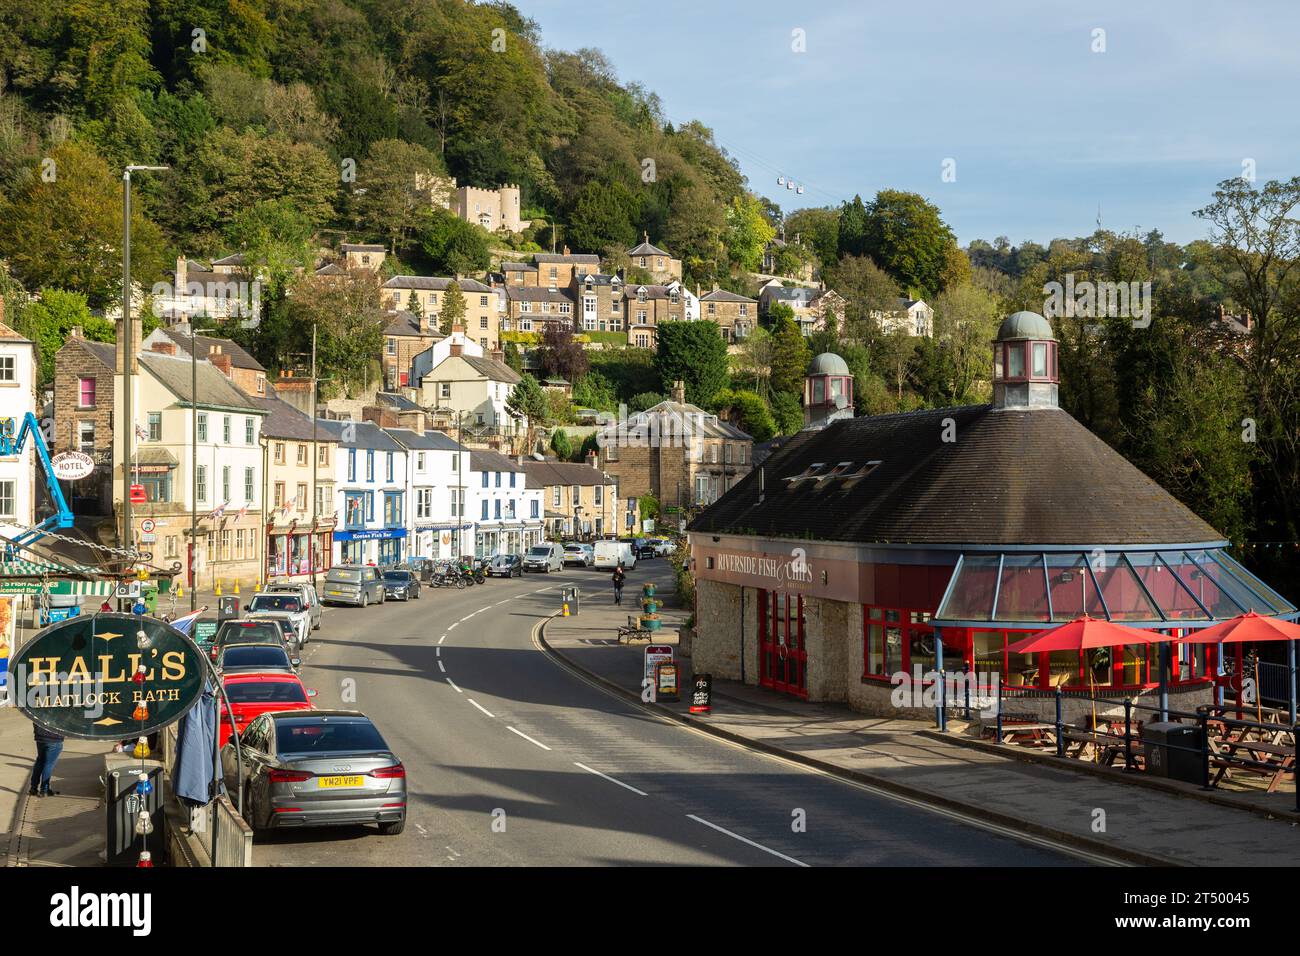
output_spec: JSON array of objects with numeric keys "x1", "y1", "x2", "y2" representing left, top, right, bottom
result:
[
  {"x1": 222, "y1": 711, "x2": 406, "y2": 836},
  {"x1": 381, "y1": 569, "x2": 421, "y2": 601},
  {"x1": 217, "y1": 643, "x2": 301, "y2": 675}
]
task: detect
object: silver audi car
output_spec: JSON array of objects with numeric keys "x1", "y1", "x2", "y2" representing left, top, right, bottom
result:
[{"x1": 221, "y1": 710, "x2": 406, "y2": 836}]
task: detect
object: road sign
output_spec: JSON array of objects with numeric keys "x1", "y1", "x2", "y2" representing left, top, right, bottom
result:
[
  {"x1": 115, "y1": 581, "x2": 141, "y2": 599},
  {"x1": 141, "y1": 518, "x2": 156, "y2": 533},
  {"x1": 140, "y1": 533, "x2": 156, "y2": 544}
]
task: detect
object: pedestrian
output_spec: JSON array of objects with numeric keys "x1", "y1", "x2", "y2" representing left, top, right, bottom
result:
[
  {"x1": 30, "y1": 723, "x2": 65, "y2": 797},
  {"x1": 612, "y1": 562, "x2": 626, "y2": 606}
]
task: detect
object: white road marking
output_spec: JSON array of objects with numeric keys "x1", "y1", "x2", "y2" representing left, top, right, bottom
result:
[
  {"x1": 438, "y1": 634, "x2": 446, "y2": 644},
  {"x1": 414, "y1": 823, "x2": 428, "y2": 836},
  {"x1": 495, "y1": 600, "x2": 510, "y2": 607},
  {"x1": 686, "y1": 814, "x2": 808, "y2": 867},
  {"x1": 446, "y1": 677, "x2": 462, "y2": 694},
  {"x1": 574, "y1": 762, "x2": 647, "y2": 796},
  {"x1": 448, "y1": 622, "x2": 458, "y2": 631},
  {"x1": 437, "y1": 660, "x2": 446, "y2": 673},
  {"x1": 468, "y1": 698, "x2": 496, "y2": 718},
  {"x1": 507, "y1": 726, "x2": 551, "y2": 750},
  {"x1": 435, "y1": 646, "x2": 440, "y2": 657}
]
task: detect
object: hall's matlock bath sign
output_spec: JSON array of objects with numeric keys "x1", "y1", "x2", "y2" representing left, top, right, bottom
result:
[{"x1": 9, "y1": 613, "x2": 204, "y2": 738}]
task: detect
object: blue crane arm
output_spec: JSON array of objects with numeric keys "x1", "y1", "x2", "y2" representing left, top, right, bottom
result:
[{"x1": 0, "y1": 412, "x2": 75, "y2": 551}]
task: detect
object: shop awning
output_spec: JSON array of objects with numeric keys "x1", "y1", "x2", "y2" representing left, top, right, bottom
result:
[{"x1": 934, "y1": 548, "x2": 1297, "y2": 629}]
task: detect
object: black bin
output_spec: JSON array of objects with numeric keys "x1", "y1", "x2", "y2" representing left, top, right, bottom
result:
[
  {"x1": 106, "y1": 762, "x2": 165, "y2": 866},
  {"x1": 1142, "y1": 721, "x2": 1204, "y2": 783}
]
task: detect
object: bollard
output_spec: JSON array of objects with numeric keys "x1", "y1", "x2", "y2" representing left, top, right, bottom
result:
[
  {"x1": 1198, "y1": 707, "x2": 1212, "y2": 790},
  {"x1": 963, "y1": 662, "x2": 971, "y2": 720},
  {"x1": 214, "y1": 578, "x2": 223, "y2": 597},
  {"x1": 1123, "y1": 698, "x2": 1134, "y2": 772},
  {"x1": 562, "y1": 602, "x2": 570, "y2": 617},
  {"x1": 233, "y1": 579, "x2": 241, "y2": 595},
  {"x1": 1054, "y1": 686, "x2": 1065, "y2": 757},
  {"x1": 995, "y1": 679, "x2": 1003, "y2": 744}
]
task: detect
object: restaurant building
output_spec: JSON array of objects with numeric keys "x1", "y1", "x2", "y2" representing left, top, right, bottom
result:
[{"x1": 687, "y1": 311, "x2": 1296, "y2": 720}]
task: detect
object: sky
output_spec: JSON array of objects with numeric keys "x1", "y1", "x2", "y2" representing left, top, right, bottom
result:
[{"x1": 517, "y1": 0, "x2": 1300, "y2": 246}]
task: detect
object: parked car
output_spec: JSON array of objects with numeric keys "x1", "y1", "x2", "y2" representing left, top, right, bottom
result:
[
  {"x1": 210, "y1": 620, "x2": 294, "y2": 663},
  {"x1": 381, "y1": 569, "x2": 421, "y2": 601},
  {"x1": 264, "y1": 581, "x2": 323, "y2": 633},
  {"x1": 322, "y1": 565, "x2": 385, "y2": 607},
  {"x1": 633, "y1": 537, "x2": 658, "y2": 561},
  {"x1": 219, "y1": 673, "x2": 316, "y2": 748},
  {"x1": 244, "y1": 592, "x2": 312, "y2": 644},
  {"x1": 594, "y1": 539, "x2": 636, "y2": 570},
  {"x1": 487, "y1": 554, "x2": 522, "y2": 577},
  {"x1": 221, "y1": 710, "x2": 406, "y2": 836},
  {"x1": 652, "y1": 539, "x2": 674, "y2": 557},
  {"x1": 563, "y1": 543, "x2": 593, "y2": 567},
  {"x1": 523, "y1": 542, "x2": 564, "y2": 573},
  {"x1": 217, "y1": 643, "x2": 300, "y2": 675}
]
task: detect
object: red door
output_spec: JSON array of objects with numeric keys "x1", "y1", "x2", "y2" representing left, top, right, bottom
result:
[{"x1": 759, "y1": 590, "x2": 808, "y2": 698}]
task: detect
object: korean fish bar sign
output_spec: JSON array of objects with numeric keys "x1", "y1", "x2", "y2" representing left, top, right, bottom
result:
[{"x1": 9, "y1": 613, "x2": 204, "y2": 739}]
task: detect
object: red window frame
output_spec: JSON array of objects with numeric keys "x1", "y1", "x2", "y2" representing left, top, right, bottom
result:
[
  {"x1": 861, "y1": 604, "x2": 935, "y2": 681},
  {"x1": 759, "y1": 589, "x2": 808, "y2": 698},
  {"x1": 78, "y1": 377, "x2": 96, "y2": 407}
]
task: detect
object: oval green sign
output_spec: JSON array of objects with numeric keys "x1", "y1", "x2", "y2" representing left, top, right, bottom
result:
[{"x1": 9, "y1": 613, "x2": 206, "y2": 739}]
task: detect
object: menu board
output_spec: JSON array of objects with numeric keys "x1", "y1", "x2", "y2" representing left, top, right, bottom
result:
[{"x1": 690, "y1": 673, "x2": 712, "y2": 714}]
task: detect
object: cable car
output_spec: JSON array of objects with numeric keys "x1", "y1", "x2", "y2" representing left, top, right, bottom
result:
[{"x1": 777, "y1": 176, "x2": 785, "y2": 186}]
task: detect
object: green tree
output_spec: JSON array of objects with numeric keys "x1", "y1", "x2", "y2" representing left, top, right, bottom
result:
[
  {"x1": 654, "y1": 320, "x2": 729, "y2": 405},
  {"x1": 769, "y1": 391, "x2": 803, "y2": 435},
  {"x1": 16, "y1": 290, "x2": 114, "y2": 385},
  {"x1": 710, "y1": 388, "x2": 775, "y2": 443},
  {"x1": 357, "y1": 139, "x2": 448, "y2": 255},
  {"x1": 724, "y1": 194, "x2": 776, "y2": 271},
  {"x1": 566, "y1": 180, "x2": 639, "y2": 252},
  {"x1": 769, "y1": 316, "x2": 811, "y2": 396},
  {"x1": 420, "y1": 210, "x2": 492, "y2": 275},
  {"x1": 862, "y1": 189, "x2": 957, "y2": 298},
  {"x1": 837, "y1": 195, "x2": 869, "y2": 259},
  {"x1": 825, "y1": 255, "x2": 900, "y2": 339},
  {"x1": 550, "y1": 428, "x2": 573, "y2": 460},
  {"x1": 506, "y1": 374, "x2": 548, "y2": 452},
  {"x1": 439, "y1": 280, "x2": 466, "y2": 334},
  {"x1": 0, "y1": 141, "x2": 165, "y2": 308}
]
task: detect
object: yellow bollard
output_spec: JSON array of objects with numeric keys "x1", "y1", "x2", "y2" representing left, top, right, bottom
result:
[
  {"x1": 233, "y1": 579, "x2": 241, "y2": 595},
  {"x1": 214, "y1": 578, "x2": 223, "y2": 597},
  {"x1": 174, "y1": 583, "x2": 183, "y2": 599},
  {"x1": 562, "y1": 602, "x2": 570, "y2": 617}
]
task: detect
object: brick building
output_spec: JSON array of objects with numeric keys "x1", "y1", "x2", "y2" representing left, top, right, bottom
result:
[{"x1": 53, "y1": 331, "x2": 117, "y2": 514}]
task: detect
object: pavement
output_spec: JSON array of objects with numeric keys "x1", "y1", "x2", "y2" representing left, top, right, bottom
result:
[
  {"x1": 0, "y1": 709, "x2": 114, "y2": 867},
  {"x1": 541, "y1": 565, "x2": 1300, "y2": 867}
]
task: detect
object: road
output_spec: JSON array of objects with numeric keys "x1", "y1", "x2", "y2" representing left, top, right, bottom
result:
[{"x1": 252, "y1": 564, "x2": 1088, "y2": 866}]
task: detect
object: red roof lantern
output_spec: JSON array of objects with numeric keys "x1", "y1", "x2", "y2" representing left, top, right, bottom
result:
[{"x1": 993, "y1": 311, "x2": 1058, "y2": 410}]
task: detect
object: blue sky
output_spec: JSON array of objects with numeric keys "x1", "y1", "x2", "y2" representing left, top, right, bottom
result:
[{"x1": 518, "y1": 0, "x2": 1299, "y2": 246}]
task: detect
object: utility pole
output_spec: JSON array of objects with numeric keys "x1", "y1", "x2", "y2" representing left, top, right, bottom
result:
[
  {"x1": 310, "y1": 322, "x2": 319, "y2": 590},
  {"x1": 120, "y1": 165, "x2": 168, "y2": 557}
]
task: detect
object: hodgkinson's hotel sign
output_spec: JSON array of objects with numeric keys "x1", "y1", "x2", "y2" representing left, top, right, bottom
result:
[{"x1": 9, "y1": 613, "x2": 204, "y2": 739}]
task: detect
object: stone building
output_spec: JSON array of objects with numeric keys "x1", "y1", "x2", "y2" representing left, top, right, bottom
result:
[
  {"x1": 522, "y1": 455, "x2": 620, "y2": 540},
  {"x1": 758, "y1": 282, "x2": 848, "y2": 337},
  {"x1": 453, "y1": 184, "x2": 530, "y2": 233},
  {"x1": 700, "y1": 288, "x2": 758, "y2": 343},
  {"x1": 596, "y1": 382, "x2": 753, "y2": 515},
  {"x1": 381, "y1": 276, "x2": 499, "y2": 353},
  {"x1": 53, "y1": 331, "x2": 117, "y2": 515},
  {"x1": 260, "y1": 395, "x2": 337, "y2": 582},
  {"x1": 626, "y1": 237, "x2": 682, "y2": 283},
  {"x1": 686, "y1": 311, "x2": 1295, "y2": 721},
  {"x1": 142, "y1": 326, "x2": 268, "y2": 398}
]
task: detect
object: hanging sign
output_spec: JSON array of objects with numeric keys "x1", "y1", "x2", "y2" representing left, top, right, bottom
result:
[
  {"x1": 690, "y1": 673, "x2": 712, "y2": 714},
  {"x1": 50, "y1": 451, "x2": 95, "y2": 481},
  {"x1": 8, "y1": 613, "x2": 206, "y2": 739}
]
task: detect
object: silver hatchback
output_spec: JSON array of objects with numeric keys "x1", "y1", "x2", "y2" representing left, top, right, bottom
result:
[{"x1": 222, "y1": 710, "x2": 406, "y2": 836}]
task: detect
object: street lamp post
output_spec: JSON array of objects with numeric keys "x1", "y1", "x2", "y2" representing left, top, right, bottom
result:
[
  {"x1": 188, "y1": 326, "x2": 217, "y2": 612},
  {"x1": 120, "y1": 165, "x2": 168, "y2": 555}
]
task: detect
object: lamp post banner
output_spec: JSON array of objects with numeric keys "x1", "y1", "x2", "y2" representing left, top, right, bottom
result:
[{"x1": 8, "y1": 613, "x2": 205, "y2": 739}]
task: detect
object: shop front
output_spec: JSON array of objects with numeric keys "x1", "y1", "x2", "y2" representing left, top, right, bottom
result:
[
  {"x1": 267, "y1": 520, "x2": 334, "y2": 580},
  {"x1": 413, "y1": 521, "x2": 475, "y2": 560},
  {"x1": 333, "y1": 527, "x2": 406, "y2": 567},
  {"x1": 688, "y1": 315, "x2": 1297, "y2": 721}
]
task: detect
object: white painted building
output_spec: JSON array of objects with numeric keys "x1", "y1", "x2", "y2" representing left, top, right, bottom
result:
[
  {"x1": 315, "y1": 419, "x2": 409, "y2": 566},
  {"x1": 388, "y1": 427, "x2": 472, "y2": 560},
  {"x1": 466, "y1": 450, "x2": 544, "y2": 559},
  {"x1": 0, "y1": 321, "x2": 37, "y2": 545}
]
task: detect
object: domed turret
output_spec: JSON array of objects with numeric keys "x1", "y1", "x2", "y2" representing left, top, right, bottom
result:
[
  {"x1": 993, "y1": 311, "x2": 1058, "y2": 410},
  {"x1": 804, "y1": 352, "x2": 854, "y2": 428}
]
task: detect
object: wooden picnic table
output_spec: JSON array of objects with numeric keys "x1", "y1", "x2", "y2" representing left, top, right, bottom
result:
[
  {"x1": 1210, "y1": 733, "x2": 1296, "y2": 793},
  {"x1": 995, "y1": 722, "x2": 1058, "y2": 747}
]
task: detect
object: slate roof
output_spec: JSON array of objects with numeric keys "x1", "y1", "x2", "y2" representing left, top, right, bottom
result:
[
  {"x1": 75, "y1": 339, "x2": 116, "y2": 368},
  {"x1": 210, "y1": 253, "x2": 247, "y2": 267},
  {"x1": 315, "y1": 263, "x2": 346, "y2": 276},
  {"x1": 456, "y1": 355, "x2": 521, "y2": 384},
  {"x1": 534, "y1": 253, "x2": 600, "y2": 265},
  {"x1": 470, "y1": 449, "x2": 525, "y2": 473},
  {"x1": 341, "y1": 243, "x2": 386, "y2": 253},
  {"x1": 502, "y1": 262, "x2": 537, "y2": 273},
  {"x1": 505, "y1": 287, "x2": 577, "y2": 304},
  {"x1": 256, "y1": 395, "x2": 322, "y2": 441},
  {"x1": 381, "y1": 311, "x2": 439, "y2": 338},
  {"x1": 374, "y1": 392, "x2": 424, "y2": 412},
  {"x1": 382, "y1": 276, "x2": 492, "y2": 293},
  {"x1": 627, "y1": 240, "x2": 671, "y2": 257},
  {"x1": 138, "y1": 352, "x2": 261, "y2": 411},
  {"x1": 157, "y1": 329, "x2": 265, "y2": 371},
  {"x1": 314, "y1": 418, "x2": 404, "y2": 452},
  {"x1": 522, "y1": 460, "x2": 612, "y2": 488},
  {"x1": 386, "y1": 428, "x2": 467, "y2": 452},
  {"x1": 689, "y1": 406, "x2": 1224, "y2": 547},
  {"x1": 701, "y1": 289, "x2": 757, "y2": 304}
]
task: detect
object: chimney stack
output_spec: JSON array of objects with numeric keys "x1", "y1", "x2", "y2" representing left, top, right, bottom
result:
[
  {"x1": 490, "y1": 348, "x2": 505, "y2": 365},
  {"x1": 670, "y1": 380, "x2": 686, "y2": 404},
  {"x1": 151, "y1": 341, "x2": 177, "y2": 356},
  {"x1": 586, "y1": 450, "x2": 598, "y2": 469},
  {"x1": 450, "y1": 342, "x2": 463, "y2": 358},
  {"x1": 209, "y1": 349, "x2": 233, "y2": 378},
  {"x1": 175, "y1": 256, "x2": 188, "y2": 297}
]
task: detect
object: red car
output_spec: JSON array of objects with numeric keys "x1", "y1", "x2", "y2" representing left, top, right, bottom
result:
[{"x1": 219, "y1": 673, "x2": 317, "y2": 748}]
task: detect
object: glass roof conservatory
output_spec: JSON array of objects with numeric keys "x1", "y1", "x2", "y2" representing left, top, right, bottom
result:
[{"x1": 934, "y1": 548, "x2": 1297, "y2": 629}]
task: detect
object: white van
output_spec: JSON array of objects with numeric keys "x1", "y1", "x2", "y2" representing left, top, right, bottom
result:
[
  {"x1": 522, "y1": 542, "x2": 564, "y2": 573},
  {"x1": 594, "y1": 539, "x2": 637, "y2": 570}
]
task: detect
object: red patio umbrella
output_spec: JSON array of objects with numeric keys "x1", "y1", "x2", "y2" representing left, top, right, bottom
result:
[
  {"x1": 1005, "y1": 615, "x2": 1166, "y2": 654},
  {"x1": 1179, "y1": 610, "x2": 1300, "y2": 644}
]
